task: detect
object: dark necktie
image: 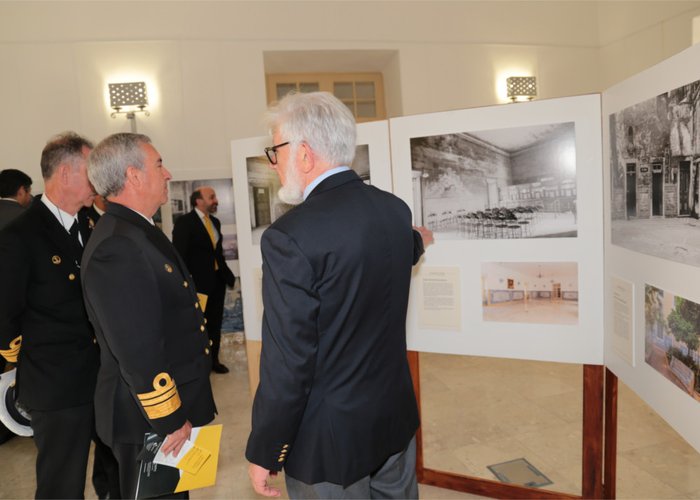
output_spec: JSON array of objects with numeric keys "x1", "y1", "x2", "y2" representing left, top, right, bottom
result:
[{"x1": 69, "y1": 220, "x2": 83, "y2": 259}]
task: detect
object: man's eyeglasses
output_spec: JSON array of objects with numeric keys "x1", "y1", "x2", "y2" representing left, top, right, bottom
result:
[{"x1": 264, "y1": 141, "x2": 290, "y2": 165}]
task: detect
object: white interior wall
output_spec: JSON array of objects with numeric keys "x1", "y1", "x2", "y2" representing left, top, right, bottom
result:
[
  {"x1": 0, "y1": 1, "x2": 698, "y2": 190},
  {"x1": 597, "y1": 2, "x2": 700, "y2": 88}
]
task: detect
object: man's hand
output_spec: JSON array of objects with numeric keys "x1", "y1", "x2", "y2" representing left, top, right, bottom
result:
[
  {"x1": 248, "y1": 463, "x2": 281, "y2": 497},
  {"x1": 414, "y1": 225, "x2": 434, "y2": 248},
  {"x1": 160, "y1": 420, "x2": 192, "y2": 457}
]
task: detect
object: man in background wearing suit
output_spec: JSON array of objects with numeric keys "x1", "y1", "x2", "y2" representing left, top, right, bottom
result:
[
  {"x1": 0, "y1": 133, "x2": 100, "y2": 498},
  {"x1": 0, "y1": 168, "x2": 33, "y2": 230},
  {"x1": 246, "y1": 92, "x2": 431, "y2": 499},
  {"x1": 173, "y1": 186, "x2": 236, "y2": 374},
  {"x1": 0, "y1": 168, "x2": 33, "y2": 435},
  {"x1": 82, "y1": 133, "x2": 216, "y2": 499}
]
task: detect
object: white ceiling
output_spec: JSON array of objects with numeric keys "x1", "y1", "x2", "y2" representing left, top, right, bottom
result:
[{"x1": 467, "y1": 122, "x2": 572, "y2": 153}]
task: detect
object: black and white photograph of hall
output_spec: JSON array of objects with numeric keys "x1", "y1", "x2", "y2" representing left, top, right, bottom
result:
[{"x1": 410, "y1": 122, "x2": 577, "y2": 240}]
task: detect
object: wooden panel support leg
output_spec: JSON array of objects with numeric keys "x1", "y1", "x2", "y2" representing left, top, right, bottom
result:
[
  {"x1": 604, "y1": 368, "x2": 618, "y2": 499},
  {"x1": 582, "y1": 364, "x2": 604, "y2": 499}
]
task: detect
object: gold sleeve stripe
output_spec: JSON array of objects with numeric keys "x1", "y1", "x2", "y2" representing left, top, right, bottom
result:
[
  {"x1": 0, "y1": 336, "x2": 21, "y2": 363},
  {"x1": 137, "y1": 372, "x2": 182, "y2": 420}
]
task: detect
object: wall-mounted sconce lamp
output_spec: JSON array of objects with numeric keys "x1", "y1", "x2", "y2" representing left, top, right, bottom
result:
[
  {"x1": 506, "y1": 76, "x2": 537, "y2": 103},
  {"x1": 109, "y1": 81, "x2": 149, "y2": 132}
]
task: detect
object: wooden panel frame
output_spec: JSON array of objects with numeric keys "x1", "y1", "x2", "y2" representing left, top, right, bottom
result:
[{"x1": 408, "y1": 352, "x2": 616, "y2": 499}]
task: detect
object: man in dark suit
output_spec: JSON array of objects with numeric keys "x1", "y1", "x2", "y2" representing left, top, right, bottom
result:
[
  {"x1": 0, "y1": 168, "x2": 33, "y2": 230},
  {"x1": 0, "y1": 168, "x2": 33, "y2": 443},
  {"x1": 246, "y1": 92, "x2": 431, "y2": 499},
  {"x1": 0, "y1": 133, "x2": 100, "y2": 498},
  {"x1": 82, "y1": 133, "x2": 216, "y2": 499},
  {"x1": 173, "y1": 186, "x2": 236, "y2": 373}
]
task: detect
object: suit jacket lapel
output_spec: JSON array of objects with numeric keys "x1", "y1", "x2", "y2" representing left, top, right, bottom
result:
[{"x1": 190, "y1": 210, "x2": 212, "y2": 244}]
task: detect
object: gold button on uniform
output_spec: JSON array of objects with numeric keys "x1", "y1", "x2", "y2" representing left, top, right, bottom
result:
[
  {"x1": 209, "y1": 339, "x2": 213, "y2": 346},
  {"x1": 200, "y1": 325, "x2": 205, "y2": 332},
  {"x1": 183, "y1": 281, "x2": 188, "y2": 288},
  {"x1": 164, "y1": 264, "x2": 173, "y2": 273},
  {"x1": 68, "y1": 273, "x2": 76, "y2": 281},
  {"x1": 93, "y1": 338, "x2": 97, "y2": 344},
  {"x1": 51, "y1": 255, "x2": 61, "y2": 265},
  {"x1": 277, "y1": 457, "x2": 285, "y2": 463},
  {"x1": 205, "y1": 348, "x2": 210, "y2": 355},
  {"x1": 195, "y1": 302, "x2": 199, "y2": 309}
]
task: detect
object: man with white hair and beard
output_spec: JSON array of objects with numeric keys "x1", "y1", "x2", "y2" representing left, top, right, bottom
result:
[{"x1": 246, "y1": 92, "x2": 432, "y2": 499}]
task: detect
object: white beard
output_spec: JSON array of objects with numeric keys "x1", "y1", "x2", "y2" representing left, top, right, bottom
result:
[{"x1": 278, "y1": 156, "x2": 305, "y2": 205}]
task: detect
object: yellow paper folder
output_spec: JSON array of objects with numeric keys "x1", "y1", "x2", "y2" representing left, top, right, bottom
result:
[
  {"x1": 175, "y1": 424, "x2": 222, "y2": 492},
  {"x1": 136, "y1": 424, "x2": 223, "y2": 498}
]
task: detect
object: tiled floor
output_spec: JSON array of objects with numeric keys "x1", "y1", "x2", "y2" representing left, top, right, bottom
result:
[
  {"x1": 1, "y1": 339, "x2": 699, "y2": 499},
  {"x1": 482, "y1": 299, "x2": 579, "y2": 325}
]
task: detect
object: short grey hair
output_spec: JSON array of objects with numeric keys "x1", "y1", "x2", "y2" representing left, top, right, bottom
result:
[
  {"x1": 40, "y1": 132, "x2": 94, "y2": 180},
  {"x1": 266, "y1": 91, "x2": 356, "y2": 167},
  {"x1": 88, "y1": 133, "x2": 151, "y2": 197}
]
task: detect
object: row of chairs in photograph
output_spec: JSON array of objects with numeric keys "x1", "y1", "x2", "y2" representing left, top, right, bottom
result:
[{"x1": 426, "y1": 206, "x2": 542, "y2": 238}]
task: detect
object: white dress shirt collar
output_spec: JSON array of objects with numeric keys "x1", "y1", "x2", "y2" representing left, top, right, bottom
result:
[
  {"x1": 41, "y1": 193, "x2": 78, "y2": 233},
  {"x1": 303, "y1": 166, "x2": 351, "y2": 201}
]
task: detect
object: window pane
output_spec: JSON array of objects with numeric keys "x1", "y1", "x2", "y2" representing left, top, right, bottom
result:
[
  {"x1": 356, "y1": 101, "x2": 376, "y2": 118},
  {"x1": 299, "y1": 82, "x2": 320, "y2": 93},
  {"x1": 355, "y1": 82, "x2": 375, "y2": 99},
  {"x1": 276, "y1": 83, "x2": 297, "y2": 100},
  {"x1": 341, "y1": 100, "x2": 355, "y2": 116},
  {"x1": 334, "y1": 82, "x2": 354, "y2": 100}
]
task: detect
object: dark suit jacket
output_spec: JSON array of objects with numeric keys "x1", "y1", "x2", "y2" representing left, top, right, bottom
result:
[
  {"x1": 172, "y1": 210, "x2": 235, "y2": 295},
  {"x1": 81, "y1": 203, "x2": 216, "y2": 446},
  {"x1": 0, "y1": 199, "x2": 26, "y2": 231},
  {"x1": 0, "y1": 201, "x2": 99, "y2": 410},
  {"x1": 246, "y1": 170, "x2": 423, "y2": 487}
]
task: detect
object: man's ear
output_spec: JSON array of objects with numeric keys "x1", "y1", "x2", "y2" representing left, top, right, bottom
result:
[
  {"x1": 299, "y1": 143, "x2": 314, "y2": 174},
  {"x1": 125, "y1": 165, "x2": 141, "y2": 187},
  {"x1": 56, "y1": 164, "x2": 70, "y2": 185}
]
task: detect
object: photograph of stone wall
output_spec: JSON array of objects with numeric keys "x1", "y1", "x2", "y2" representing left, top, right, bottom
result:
[
  {"x1": 410, "y1": 122, "x2": 577, "y2": 240},
  {"x1": 247, "y1": 145, "x2": 371, "y2": 244},
  {"x1": 481, "y1": 262, "x2": 579, "y2": 325},
  {"x1": 610, "y1": 80, "x2": 700, "y2": 266},
  {"x1": 645, "y1": 284, "x2": 700, "y2": 401}
]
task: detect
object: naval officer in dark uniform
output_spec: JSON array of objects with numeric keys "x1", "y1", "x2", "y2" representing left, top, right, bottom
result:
[
  {"x1": 81, "y1": 133, "x2": 216, "y2": 499},
  {"x1": 0, "y1": 132, "x2": 99, "y2": 498}
]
